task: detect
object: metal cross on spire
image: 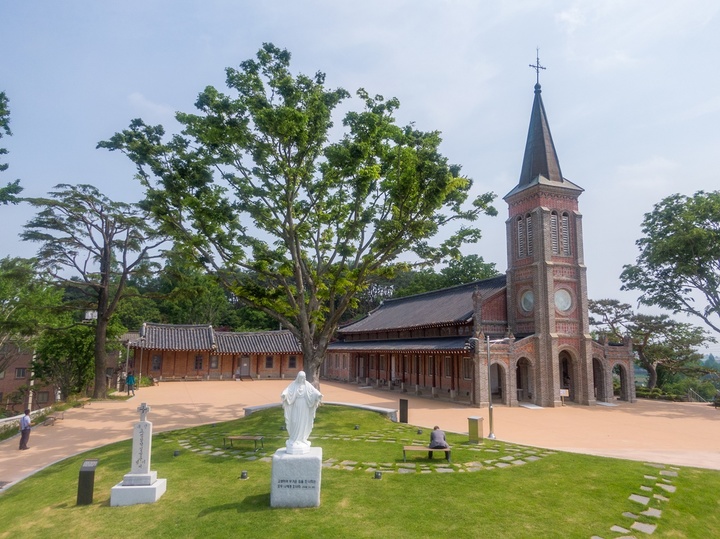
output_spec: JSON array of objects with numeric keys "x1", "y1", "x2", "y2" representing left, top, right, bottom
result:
[{"x1": 529, "y1": 48, "x2": 546, "y2": 85}]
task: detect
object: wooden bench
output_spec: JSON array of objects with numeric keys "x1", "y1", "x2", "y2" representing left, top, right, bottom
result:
[
  {"x1": 224, "y1": 435, "x2": 264, "y2": 451},
  {"x1": 403, "y1": 445, "x2": 451, "y2": 463}
]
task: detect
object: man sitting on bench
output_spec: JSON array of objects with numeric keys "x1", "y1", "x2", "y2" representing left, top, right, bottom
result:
[{"x1": 429, "y1": 425, "x2": 450, "y2": 460}]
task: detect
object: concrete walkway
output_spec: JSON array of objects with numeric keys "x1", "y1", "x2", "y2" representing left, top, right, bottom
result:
[{"x1": 2, "y1": 380, "x2": 720, "y2": 491}]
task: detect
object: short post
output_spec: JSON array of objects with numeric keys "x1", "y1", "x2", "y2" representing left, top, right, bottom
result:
[
  {"x1": 468, "y1": 416, "x2": 483, "y2": 444},
  {"x1": 488, "y1": 402, "x2": 496, "y2": 440},
  {"x1": 77, "y1": 459, "x2": 99, "y2": 505},
  {"x1": 399, "y1": 398, "x2": 408, "y2": 424}
]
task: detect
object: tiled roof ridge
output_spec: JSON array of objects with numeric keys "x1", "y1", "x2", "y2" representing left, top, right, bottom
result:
[{"x1": 378, "y1": 273, "x2": 506, "y2": 306}]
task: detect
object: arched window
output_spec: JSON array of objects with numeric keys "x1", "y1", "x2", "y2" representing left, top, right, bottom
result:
[
  {"x1": 561, "y1": 212, "x2": 571, "y2": 256},
  {"x1": 526, "y1": 214, "x2": 533, "y2": 257},
  {"x1": 517, "y1": 217, "x2": 525, "y2": 258},
  {"x1": 550, "y1": 212, "x2": 559, "y2": 254}
]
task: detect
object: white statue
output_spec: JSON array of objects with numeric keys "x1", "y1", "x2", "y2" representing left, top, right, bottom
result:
[{"x1": 281, "y1": 371, "x2": 322, "y2": 454}]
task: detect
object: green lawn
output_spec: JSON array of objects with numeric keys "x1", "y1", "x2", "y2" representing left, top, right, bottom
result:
[{"x1": 0, "y1": 405, "x2": 717, "y2": 538}]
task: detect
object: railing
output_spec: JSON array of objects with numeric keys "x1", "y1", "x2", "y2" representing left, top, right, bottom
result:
[{"x1": 687, "y1": 388, "x2": 708, "y2": 403}]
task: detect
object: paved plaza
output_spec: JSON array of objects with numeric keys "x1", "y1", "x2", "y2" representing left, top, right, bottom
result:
[{"x1": 1, "y1": 380, "x2": 719, "y2": 491}]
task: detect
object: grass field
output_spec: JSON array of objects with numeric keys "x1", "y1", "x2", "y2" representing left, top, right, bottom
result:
[{"x1": 0, "y1": 405, "x2": 717, "y2": 538}]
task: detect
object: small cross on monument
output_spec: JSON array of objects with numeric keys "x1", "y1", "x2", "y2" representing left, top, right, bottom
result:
[
  {"x1": 137, "y1": 402, "x2": 151, "y2": 422},
  {"x1": 529, "y1": 48, "x2": 546, "y2": 85}
]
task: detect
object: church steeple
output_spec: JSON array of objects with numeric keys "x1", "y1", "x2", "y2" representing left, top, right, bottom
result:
[
  {"x1": 505, "y1": 80, "x2": 583, "y2": 200},
  {"x1": 518, "y1": 83, "x2": 563, "y2": 186}
]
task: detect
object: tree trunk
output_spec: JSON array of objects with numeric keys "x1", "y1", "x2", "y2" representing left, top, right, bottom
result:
[
  {"x1": 645, "y1": 363, "x2": 658, "y2": 390},
  {"x1": 301, "y1": 346, "x2": 325, "y2": 389},
  {"x1": 92, "y1": 317, "x2": 108, "y2": 399}
]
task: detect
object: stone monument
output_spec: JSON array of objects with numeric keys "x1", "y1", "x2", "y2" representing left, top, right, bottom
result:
[
  {"x1": 110, "y1": 402, "x2": 167, "y2": 506},
  {"x1": 271, "y1": 371, "x2": 323, "y2": 508}
]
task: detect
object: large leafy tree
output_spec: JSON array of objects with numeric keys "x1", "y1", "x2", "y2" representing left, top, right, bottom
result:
[
  {"x1": 589, "y1": 299, "x2": 713, "y2": 389},
  {"x1": 621, "y1": 191, "x2": 720, "y2": 334},
  {"x1": 114, "y1": 290, "x2": 163, "y2": 332},
  {"x1": 100, "y1": 43, "x2": 496, "y2": 384},
  {"x1": 155, "y1": 255, "x2": 245, "y2": 327},
  {"x1": 22, "y1": 184, "x2": 165, "y2": 398},
  {"x1": 0, "y1": 257, "x2": 62, "y2": 374},
  {"x1": 0, "y1": 91, "x2": 22, "y2": 204},
  {"x1": 32, "y1": 317, "x2": 124, "y2": 400}
]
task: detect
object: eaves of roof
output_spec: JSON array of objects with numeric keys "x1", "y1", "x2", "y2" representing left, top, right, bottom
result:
[{"x1": 328, "y1": 337, "x2": 469, "y2": 353}]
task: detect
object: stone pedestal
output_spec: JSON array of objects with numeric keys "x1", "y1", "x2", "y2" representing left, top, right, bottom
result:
[
  {"x1": 270, "y1": 447, "x2": 322, "y2": 508},
  {"x1": 110, "y1": 478, "x2": 167, "y2": 506}
]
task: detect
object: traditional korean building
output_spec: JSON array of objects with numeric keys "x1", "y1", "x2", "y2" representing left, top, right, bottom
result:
[
  {"x1": 325, "y1": 80, "x2": 636, "y2": 408},
  {"x1": 129, "y1": 323, "x2": 302, "y2": 381}
]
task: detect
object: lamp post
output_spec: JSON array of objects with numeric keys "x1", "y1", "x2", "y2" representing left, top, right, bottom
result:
[
  {"x1": 138, "y1": 336, "x2": 145, "y2": 386},
  {"x1": 486, "y1": 336, "x2": 496, "y2": 439},
  {"x1": 124, "y1": 339, "x2": 131, "y2": 391},
  {"x1": 485, "y1": 336, "x2": 510, "y2": 440},
  {"x1": 466, "y1": 336, "x2": 508, "y2": 440}
]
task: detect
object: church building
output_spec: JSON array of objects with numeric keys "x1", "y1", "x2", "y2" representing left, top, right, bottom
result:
[{"x1": 325, "y1": 80, "x2": 637, "y2": 408}]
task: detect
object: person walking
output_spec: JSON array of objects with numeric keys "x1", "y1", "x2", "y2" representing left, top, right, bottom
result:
[
  {"x1": 126, "y1": 371, "x2": 136, "y2": 396},
  {"x1": 18, "y1": 409, "x2": 32, "y2": 450}
]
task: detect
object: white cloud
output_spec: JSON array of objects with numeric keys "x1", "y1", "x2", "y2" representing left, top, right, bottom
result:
[
  {"x1": 556, "y1": 0, "x2": 720, "y2": 73},
  {"x1": 674, "y1": 95, "x2": 720, "y2": 122},
  {"x1": 614, "y1": 156, "x2": 679, "y2": 192},
  {"x1": 556, "y1": 5, "x2": 586, "y2": 33}
]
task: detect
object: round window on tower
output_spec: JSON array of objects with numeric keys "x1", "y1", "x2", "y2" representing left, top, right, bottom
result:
[
  {"x1": 554, "y1": 289, "x2": 573, "y2": 312},
  {"x1": 520, "y1": 290, "x2": 534, "y2": 312}
]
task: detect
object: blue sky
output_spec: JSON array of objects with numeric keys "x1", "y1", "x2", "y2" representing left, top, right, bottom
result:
[{"x1": 2, "y1": 1, "x2": 719, "y2": 349}]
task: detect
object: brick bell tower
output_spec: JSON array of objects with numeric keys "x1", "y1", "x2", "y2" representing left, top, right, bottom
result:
[{"x1": 503, "y1": 73, "x2": 595, "y2": 407}]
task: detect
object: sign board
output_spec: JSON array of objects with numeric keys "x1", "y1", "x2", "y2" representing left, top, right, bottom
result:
[{"x1": 559, "y1": 389, "x2": 569, "y2": 397}]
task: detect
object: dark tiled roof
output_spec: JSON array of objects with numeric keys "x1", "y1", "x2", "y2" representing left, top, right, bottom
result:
[
  {"x1": 138, "y1": 323, "x2": 215, "y2": 351},
  {"x1": 132, "y1": 323, "x2": 300, "y2": 354},
  {"x1": 215, "y1": 331, "x2": 301, "y2": 354},
  {"x1": 329, "y1": 337, "x2": 469, "y2": 352},
  {"x1": 338, "y1": 274, "x2": 506, "y2": 334}
]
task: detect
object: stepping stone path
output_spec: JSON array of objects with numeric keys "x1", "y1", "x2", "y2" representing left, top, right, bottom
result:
[
  {"x1": 162, "y1": 427, "x2": 552, "y2": 475},
  {"x1": 592, "y1": 463, "x2": 679, "y2": 538}
]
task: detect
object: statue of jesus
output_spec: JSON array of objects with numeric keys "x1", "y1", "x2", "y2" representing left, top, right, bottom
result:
[{"x1": 281, "y1": 371, "x2": 323, "y2": 454}]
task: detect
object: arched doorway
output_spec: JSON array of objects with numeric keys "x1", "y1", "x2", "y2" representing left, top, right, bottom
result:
[
  {"x1": 592, "y1": 358, "x2": 609, "y2": 402},
  {"x1": 490, "y1": 362, "x2": 507, "y2": 404},
  {"x1": 559, "y1": 351, "x2": 575, "y2": 402},
  {"x1": 515, "y1": 357, "x2": 533, "y2": 402},
  {"x1": 613, "y1": 363, "x2": 630, "y2": 401}
]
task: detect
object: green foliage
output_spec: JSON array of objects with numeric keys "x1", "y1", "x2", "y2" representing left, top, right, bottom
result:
[
  {"x1": 114, "y1": 290, "x2": 163, "y2": 331},
  {"x1": 99, "y1": 44, "x2": 497, "y2": 382},
  {"x1": 21, "y1": 184, "x2": 166, "y2": 398},
  {"x1": 661, "y1": 377, "x2": 718, "y2": 401},
  {"x1": 589, "y1": 299, "x2": 715, "y2": 389},
  {"x1": 0, "y1": 91, "x2": 22, "y2": 204},
  {"x1": 393, "y1": 254, "x2": 498, "y2": 298},
  {"x1": 621, "y1": 191, "x2": 720, "y2": 334},
  {"x1": 32, "y1": 315, "x2": 124, "y2": 399},
  {"x1": 0, "y1": 257, "x2": 63, "y2": 373}
]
